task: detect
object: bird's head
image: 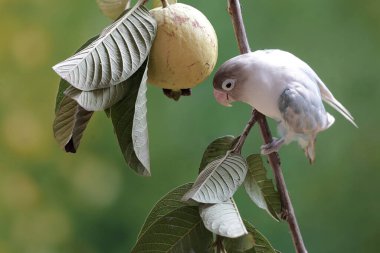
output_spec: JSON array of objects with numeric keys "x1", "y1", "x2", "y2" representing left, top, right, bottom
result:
[{"x1": 213, "y1": 56, "x2": 248, "y2": 107}]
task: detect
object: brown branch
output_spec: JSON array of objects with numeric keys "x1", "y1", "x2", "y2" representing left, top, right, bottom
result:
[
  {"x1": 227, "y1": 1, "x2": 308, "y2": 253},
  {"x1": 232, "y1": 110, "x2": 257, "y2": 154}
]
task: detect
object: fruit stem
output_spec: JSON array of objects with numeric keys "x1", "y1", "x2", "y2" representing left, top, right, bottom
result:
[{"x1": 161, "y1": 0, "x2": 169, "y2": 8}]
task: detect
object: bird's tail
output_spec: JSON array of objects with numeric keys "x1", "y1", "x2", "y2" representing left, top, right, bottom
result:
[
  {"x1": 322, "y1": 112, "x2": 335, "y2": 131},
  {"x1": 298, "y1": 136, "x2": 316, "y2": 164},
  {"x1": 317, "y1": 80, "x2": 358, "y2": 128},
  {"x1": 304, "y1": 139, "x2": 316, "y2": 164}
]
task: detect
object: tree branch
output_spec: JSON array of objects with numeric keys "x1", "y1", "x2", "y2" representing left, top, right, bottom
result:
[
  {"x1": 227, "y1": 1, "x2": 308, "y2": 253},
  {"x1": 232, "y1": 110, "x2": 257, "y2": 154}
]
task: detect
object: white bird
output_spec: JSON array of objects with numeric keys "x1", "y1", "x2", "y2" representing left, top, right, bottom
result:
[{"x1": 213, "y1": 49, "x2": 357, "y2": 163}]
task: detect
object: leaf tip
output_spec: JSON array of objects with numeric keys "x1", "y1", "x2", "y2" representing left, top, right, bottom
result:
[
  {"x1": 180, "y1": 190, "x2": 200, "y2": 205},
  {"x1": 139, "y1": 168, "x2": 151, "y2": 177},
  {"x1": 52, "y1": 62, "x2": 67, "y2": 81},
  {"x1": 52, "y1": 62, "x2": 60, "y2": 74},
  {"x1": 64, "y1": 138, "x2": 77, "y2": 153}
]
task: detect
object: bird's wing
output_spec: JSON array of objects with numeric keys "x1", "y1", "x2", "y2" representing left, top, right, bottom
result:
[
  {"x1": 284, "y1": 51, "x2": 358, "y2": 128},
  {"x1": 278, "y1": 84, "x2": 331, "y2": 134}
]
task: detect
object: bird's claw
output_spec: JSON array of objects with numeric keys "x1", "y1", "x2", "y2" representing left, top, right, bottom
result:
[{"x1": 260, "y1": 138, "x2": 285, "y2": 155}]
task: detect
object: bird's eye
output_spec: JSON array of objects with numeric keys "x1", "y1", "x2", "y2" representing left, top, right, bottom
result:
[{"x1": 222, "y1": 79, "x2": 235, "y2": 91}]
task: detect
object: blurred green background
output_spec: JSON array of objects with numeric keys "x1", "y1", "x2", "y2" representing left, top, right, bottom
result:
[{"x1": 1, "y1": 0, "x2": 379, "y2": 252}]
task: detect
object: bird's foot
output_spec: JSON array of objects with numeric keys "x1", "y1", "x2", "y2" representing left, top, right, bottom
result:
[{"x1": 261, "y1": 138, "x2": 285, "y2": 155}]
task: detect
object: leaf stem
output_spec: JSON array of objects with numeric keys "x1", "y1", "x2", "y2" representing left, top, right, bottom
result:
[
  {"x1": 214, "y1": 236, "x2": 226, "y2": 253},
  {"x1": 227, "y1": 1, "x2": 308, "y2": 253}
]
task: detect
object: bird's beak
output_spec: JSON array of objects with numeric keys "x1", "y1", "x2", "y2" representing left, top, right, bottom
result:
[{"x1": 213, "y1": 89, "x2": 233, "y2": 107}]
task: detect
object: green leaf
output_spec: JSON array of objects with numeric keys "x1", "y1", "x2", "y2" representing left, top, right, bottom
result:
[
  {"x1": 53, "y1": 35, "x2": 100, "y2": 152},
  {"x1": 244, "y1": 155, "x2": 281, "y2": 221},
  {"x1": 53, "y1": 5, "x2": 157, "y2": 91},
  {"x1": 224, "y1": 220, "x2": 279, "y2": 253},
  {"x1": 96, "y1": 0, "x2": 130, "y2": 20},
  {"x1": 55, "y1": 78, "x2": 70, "y2": 113},
  {"x1": 54, "y1": 35, "x2": 100, "y2": 113},
  {"x1": 199, "y1": 198, "x2": 247, "y2": 238},
  {"x1": 53, "y1": 96, "x2": 93, "y2": 153},
  {"x1": 132, "y1": 206, "x2": 213, "y2": 253},
  {"x1": 110, "y1": 60, "x2": 150, "y2": 176},
  {"x1": 133, "y1": 184, "x2": 213, "y2": 253},
  {"x1": 183, "y1": 152, "x2": 248, "y2": 203},
  {"x1": 224, "y1": 233, "x2": 256, "y2": 252},
  {"x1": 199, "y1": 135, "x2": 237, "y2": 173},
  {"x1": 64, "y1": 81, "x2": 130, "y2": 111},
  {"x1": 104, "y1": 108, "x2": 111, "y2": 118},
  {"x1": 138, "y1": 183, "x2": 193, "y2": 239}
]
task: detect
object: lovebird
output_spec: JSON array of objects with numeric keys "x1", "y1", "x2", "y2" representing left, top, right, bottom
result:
[{"x1": 213, "y1": 49, "x2": 357, "y2": 163}]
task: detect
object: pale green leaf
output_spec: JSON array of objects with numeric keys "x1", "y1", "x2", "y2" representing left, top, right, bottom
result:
[
  {"x1": 53, "y1": 5, "x2": 156, "y2": 91},
  {"x1": 224, "y1": 220, "x2": 279, "y2": 253},
  {"x1": 110, "y1": 60, "x2": 150, "y2": 175},
  {"x1": 64, "y1": 81, "x2": 129, "y2": 111},
  {"x1": 132, "y1": 68, "x2": 149, "y2": 171},
  {"x1": 53, "y1": 96, "x2": 93, "y2": 153},
  {"x1": 97, "y1": 0, "x2": 130, "y2": 19},
  {"x1": 199, "y1": 135, "x2": 237, "y2": 173},
  {"x1": 53, "y1": 35, "x2": 100, "y2": 152},
  {"x1": 244, "y1": 155, "x2": 281, "y2": 221},
  {"x1": 54, "y1": 35, "x2": 99, "y2": 113},
  {"x1": 199, "y1": 198, "x2": 247, "y2": 238},
  {"x1": 182, "y1": 152, "x2": 248, "y2": 203},
  {"x1": 138, "y1": 183, "x2": 193, "y2": 239},
  {"x1": 132, "y1": 206, "x2": 213, "y2": 253}
]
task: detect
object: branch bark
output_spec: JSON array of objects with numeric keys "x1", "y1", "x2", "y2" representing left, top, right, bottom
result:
[
  {"x1": 227, "y1": 1, "x2": 308, "y2": 253},
  {"x1": 232, "y1": 110, "x2": 257, "y2": 154}
]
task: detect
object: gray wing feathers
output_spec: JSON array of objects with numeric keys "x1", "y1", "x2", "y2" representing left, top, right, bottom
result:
[
  {"x1": 278, "y1": 86, "x2": 328, "y2": 133},
  {"x1": 317, "y1": 79, "x2": 358, "y2": 128}
]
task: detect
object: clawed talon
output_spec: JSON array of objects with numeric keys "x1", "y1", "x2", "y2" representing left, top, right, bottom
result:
[{"x1": 261, "y1": 138, "x2": 285, "y2": 155}]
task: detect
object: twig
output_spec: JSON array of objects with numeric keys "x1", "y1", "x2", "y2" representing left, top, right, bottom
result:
[
  {"x1": 227, "y1": 1, "x2": 308, "y2": 253},
  {"x1": 232, "y1": 110, "x2": 257, "y2": 154},
  {"x1": 227, "y1": 0, "x2": 250, "y2": 54}
]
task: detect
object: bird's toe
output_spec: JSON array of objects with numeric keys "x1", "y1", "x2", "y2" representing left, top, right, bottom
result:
[{"x1": 260, "y1": 138, "x2": 285, "y2": 155}]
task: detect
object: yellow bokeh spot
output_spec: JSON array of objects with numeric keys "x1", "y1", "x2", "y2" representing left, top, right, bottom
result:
[
  {"x1": 10, "y1": 207, "x2": 72, "y2": 248},
  {"x1": 0, "y1": 170, "x2": 40, "y2": 210},
  {"x1": 2, "y1": 109, "x2": 47, "y2": 156},
  {"x1": 71, "y1": 157, "x2": 122, "y2": 208},
  {"x1": 10, "y1": 25, "x2": 51, "y2": 69},
  {"x1": 0, "y1": 241, "x2": 10, "y2": 253}
]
